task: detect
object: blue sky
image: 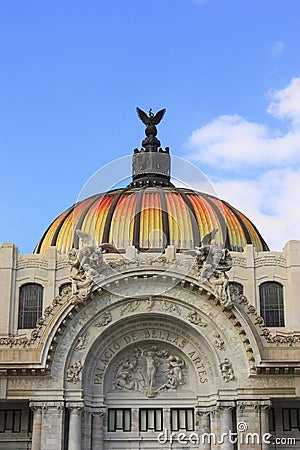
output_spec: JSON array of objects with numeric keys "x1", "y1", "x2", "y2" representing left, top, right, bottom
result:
[{"x1": 1, "y1": 0, "x2": 300, "y2": 253}]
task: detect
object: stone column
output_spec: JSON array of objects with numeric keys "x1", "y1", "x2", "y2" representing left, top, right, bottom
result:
[
  {"x1": 30, "y1": 403, "x2": 43, "y2": 450},
  {"x1": 163, "y1": 407, "x2": 170, "y2": 433},
  {"x1": 40, "y1": 402, "x2": 65, "y2": 450},
  {"x1": 82, "y1": 409, "x2": 92, "y2": 450},
  {"x1": 258, "y1": 402, "x2": 271, "y2": 450},
  {"x1": 195, "y1": 407, "x2": 211, "y2": 450},
  {"x1": 236, "y1": 400, "x2": 271, "y2": 450},
  {"x1": 67, "y1": 403, "x2": 83, "y2": 450},
  {"x1": 210, "y1": 405, "x2": 221, "y2": 450},
  {"x1": 131, "y1": 407, "x2": 139, "y2": 434},
  {"x1": 219, "y1": 402, "x2": 235, "y2": 450},
  {"x1": 91, "y1": 409, "x2": 105, "y2": 450}
]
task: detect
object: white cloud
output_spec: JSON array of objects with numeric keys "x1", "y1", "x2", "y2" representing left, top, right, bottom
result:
[
  {"x1": 268, "y1": 77, "x2": 300, "y2": 125},
  {"x1": 270, "y1": 41, "x2": 285, "y2": 57},
  {"x1": 213, "y1": 168, "x2": 300, "y2": 251},
  {"x1": 186, "y1": 77, "x2": 300, "y2": 169},
  {"x1": 185, "y1": 77, "x2": 300, "y2": 250},
  {"x1": 189, "y1": 167, "x2": 300, "y2": 251}
]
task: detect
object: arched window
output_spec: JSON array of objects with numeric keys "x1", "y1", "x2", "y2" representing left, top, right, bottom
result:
[
  {"x1": 18, "y1": 283, "x2": 43, "y2": 329},
  {"x1": 259, "y1": 282, "x2": 284, "y2": 327},
  {"x1": 229, "y1": 281, "x2": 244, "y2": 296}
]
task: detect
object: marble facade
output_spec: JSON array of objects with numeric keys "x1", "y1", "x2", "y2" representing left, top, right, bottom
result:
[{"x1": 0, "y1": 240, "x2": 300, "y2": 449}]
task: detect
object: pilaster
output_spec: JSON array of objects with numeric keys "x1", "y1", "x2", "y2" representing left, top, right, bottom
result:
[
  {"x1": 47, "y1": 246, "x2": 57, "y2": 304},
  {"x1": 236, "y1": 400, "x2": 271, "y2": 450},
  {"x1": 244, "y1": 244, "x2": 256, "y2": 307},
  {"x1": 284, "y1": 240, "x2": 300, "y2": 332},
  {"x1": 210, "y1": 405, "x2": 221, "y2": 450},
  {"x1": 219, "y1": 402, "x2": 235, "y2": 450},
  {"x1": 67, "y1": 402, "x2": 84, "y2": 450},
  {"x1": 195, "y1": 407, "x2": 211, "y2": 450},
  {"x1": 30, "y1": 402, "x2": 43, "y2": 450},
  {"x1": 40, "y1": 401, "x2": 65, "y2": 450},
  {"x1": 0, "y1": 243, "x2": 18, "y2": 334},
  {"x1": 91, "y1": 408, "x2": 105, "y2": 450}
]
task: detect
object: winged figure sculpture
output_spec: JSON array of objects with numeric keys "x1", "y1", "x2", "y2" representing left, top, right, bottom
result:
[{"x1": 136, "y1": 107, "x2": 166, "y2": 126}]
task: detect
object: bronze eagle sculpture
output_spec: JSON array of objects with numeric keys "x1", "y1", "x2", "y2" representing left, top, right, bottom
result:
[{"x1": 136, "y1": 107, "x2": 166, "y2": 126}]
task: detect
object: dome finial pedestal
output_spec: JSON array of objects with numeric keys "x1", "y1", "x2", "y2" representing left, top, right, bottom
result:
[{"x1": 129, "y1": 107, "x2": 172, "y2": 187}]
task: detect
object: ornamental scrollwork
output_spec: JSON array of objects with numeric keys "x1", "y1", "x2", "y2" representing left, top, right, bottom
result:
[
  {"x1": 0, "y1": 284, "x2": 72, "y2": 349},
  {"x1": 95, "y1": 311, "x2": 112, "y2": 327},
  {"x1": 187, "y1": 310, "x2": 207, "y2": 327},
  {"x1": 161, "y1": 300, "x2": 181, "y2": 315},
  {"x1": 120, "y1": 301, "x2": 141, "y2": 316}
]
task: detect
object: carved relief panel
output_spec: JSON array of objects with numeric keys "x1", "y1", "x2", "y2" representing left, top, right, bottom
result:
[{"x1": 105, "y1": 342, "x2": 188, "y2": 398}]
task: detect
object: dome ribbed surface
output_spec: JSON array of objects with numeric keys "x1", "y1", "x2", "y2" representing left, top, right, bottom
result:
[{"x1": 34, "y1": 186, "x2": 269, "y2": 254}]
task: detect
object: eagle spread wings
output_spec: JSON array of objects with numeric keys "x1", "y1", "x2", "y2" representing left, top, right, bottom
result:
[{"x1": 136, "y1": 107, "x2": 166, "y2": 126}]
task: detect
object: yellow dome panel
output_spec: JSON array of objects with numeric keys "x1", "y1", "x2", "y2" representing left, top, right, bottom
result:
[{"x1": 34, "y1": 187, "x2": 269, "y2": 254}]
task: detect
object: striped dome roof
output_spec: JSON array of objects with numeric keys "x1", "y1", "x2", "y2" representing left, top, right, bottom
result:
[{"x1": 34, "y1": 186, "x2": 269, "y2": 255}]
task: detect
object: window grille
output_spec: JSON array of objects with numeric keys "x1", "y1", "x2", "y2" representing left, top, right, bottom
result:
[
  {"x1": 108, "y1": 409, "x2": 131, "y2": 432},
  {"x1": 139, "y1": 409, "x2": 163, "y2": 431},
  {"x1": 259, "y1": 282, "x2": 284, "y2": 327},
  {"x1": 0, "y1": 410, "x2": 21, "y2": 433},
  {"x1": 268, "y1": 408, "x2": 275, "y2": 432},
  {"x1": 171, "y1": 408, "x2": 194, "y2": 431},
  {"x1": 18, "y1": 283, "x2": 43, "y2": 329},
  {"x1": 282, "y1": 408, "x2": 300, "y2": 431}
]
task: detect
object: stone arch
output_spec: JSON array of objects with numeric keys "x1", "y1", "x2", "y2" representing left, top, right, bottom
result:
[
  {"x1": 6, "y1": 265, "x2": 269, "y2": 377},
  {"x1": 81, "y1": 313, "x2": 221, "y2": 401},
  {"x1": 46, "y1": 274, "x2": 265, "y2": 395},
  {"x1": 35, "y1": 277, "x2": 278, "y2": 450}
]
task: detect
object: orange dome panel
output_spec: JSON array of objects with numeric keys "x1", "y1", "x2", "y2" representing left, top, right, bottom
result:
[{"x1": 34, "y1": 187, "x2": 269, "y2": 254}]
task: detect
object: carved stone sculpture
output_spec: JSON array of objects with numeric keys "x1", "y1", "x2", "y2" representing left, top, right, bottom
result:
[
  {"x1": 67, "y1": 230, "x2": 114, "y2": 304},
  {"x1": 194, "y1": 229, "x2": 234, "y2": 308},
  {"x1": 75, "y1": 332, "x2": 90, "y2": 351},
  {"x1": 112, "y1": 345, "x2": 186, "y2": 398},
  {"x1": 67, "y1": 360, "x2": 83, "y2": 384},
  {"x1": 213, "y1": 332, "x2": 225, "y2": 351},
  {"x1": 219, "y1": 358, "x2": 234, "y2": 382}
]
